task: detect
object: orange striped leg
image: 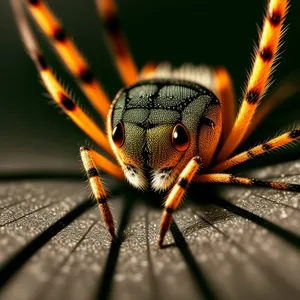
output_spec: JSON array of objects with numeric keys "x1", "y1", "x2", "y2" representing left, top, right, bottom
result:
[
  {"x1": 158, "y1": 157, "x2": 201, "y2": 248},
  {"x1": 215, "y1": 66, "x2": 236, "y2": 144},
  {"x1": 11, "y1": 0, "x2": 114, "y2": 157},
  {"x1": 96, "y1": 0, "x2": 138, "y2": 85},
  {"x1": 211, "y1": 129, "x2": 300, "y2": 173},
  {"x1": 80, "y1": 147, "x2": 116, "y2": 240},
  {"x1": 244, "y1": 70, "x2": 300, "y2": 141},
  {"x1": 81, "y1": 146, "x2": 124, "y2": 180},
  {"x1": 24, "y1": 0, "x2": 110, "y2": 119},
  {"x1": 194, "y1": 173, "x2": 300, "y2": 193},
  {"x1": 216, "y1": 0, "x2": 289, "y2": 162}
]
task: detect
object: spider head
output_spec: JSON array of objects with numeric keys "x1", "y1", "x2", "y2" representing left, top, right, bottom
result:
[{"x1": 108, "y1": 79, "x2": 221, "y2": 191}]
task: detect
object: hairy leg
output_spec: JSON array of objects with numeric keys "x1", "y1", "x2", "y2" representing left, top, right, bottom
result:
[
  {"x1": 24, "y1": 0, "x2": 110, "y2": 118},
  {"x1": 244, "y1": 70, "x2": 300, "y2": 141},
  {"x1": 216, "y1": 0, "x2": 289, "y2": 162},
  {"x1": 11, "y1": 0, "x2": 114, "y2": 156},
  {"x1": 80, "y1": 147, "x2": 117, "y2": 240},
  {"x1": 195, "y1": 173, "x2": 300, "y2": 192},
  {"x1": 211, "y1": 128, "x2": 300, "y2": 173},
  {"x1": 96, "y1": 0, "x2": 138, "y2": 85},
  {"x1": 158, "y1": 157, "x2": 201, "y2": 247}
]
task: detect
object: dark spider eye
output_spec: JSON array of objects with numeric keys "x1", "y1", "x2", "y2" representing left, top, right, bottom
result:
[
  {"x1": 172, "y1": 123, "x2": 190, "y2": 152},
  {"x1": 112, "y1": 121, "x2": 125, "y2": 147}
]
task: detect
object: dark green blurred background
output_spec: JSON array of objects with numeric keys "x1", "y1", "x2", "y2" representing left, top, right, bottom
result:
[{"x1": 1, "y1": 0, "x2": 300, "y2": 174}]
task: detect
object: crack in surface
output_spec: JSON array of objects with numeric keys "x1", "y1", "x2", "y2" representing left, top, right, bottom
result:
[
  {"x1": 193, "y1": 210, "x2": 300, "y2": 293},
  {"x1": 0, "y1": 199, "x2": 31, "y2": 210},
  {"x1": 170, "y1": 220, "x2": 218, "y2": 300},
  {"x1": 145, "y1": 209, "x2": 161, "y2": 300},
  {"x1": 213, "y1": 197, "x2": 300, "y2": 249},
  {"x1": 0, "y1": 199, "x2": 93, "y2": 289},
  {"x1": 252, "y1": 192, "x2": 300, "y2": 212},
  {"x1": 0, "y1": 173, "x2": 84, "y2": 181},
  {"x1": 0, "y1": 203, "x2": 54, "y2": 227},
  {"x1": 32, "y1": 219, "x2": 97, "y2": 300},
  {"x1": 96, "y1": 195, "x2": 135, "y2": 300}
]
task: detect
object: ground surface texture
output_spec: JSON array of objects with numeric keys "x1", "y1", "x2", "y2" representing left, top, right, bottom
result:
[{"x1": 0, "y1": 160, "x2": 300, "y2": 300}]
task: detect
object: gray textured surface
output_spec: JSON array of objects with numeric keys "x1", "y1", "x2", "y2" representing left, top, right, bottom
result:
[{"x1": 0, "y1": 161, "x2": 300, "y2": 300}]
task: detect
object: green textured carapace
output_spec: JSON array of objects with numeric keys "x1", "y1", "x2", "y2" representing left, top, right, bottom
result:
[{"x1": 110, "y1": 79, "x2": 222, "y2": 190}]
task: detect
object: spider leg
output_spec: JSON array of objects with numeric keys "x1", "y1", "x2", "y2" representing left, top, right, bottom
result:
[
  {"x1": 80, "y1": 146, "x2": 124, "y2": 180},
  {"x1": 11, "y1": 0, "x2": 114, "y2": 156},
  {"x1": 23, "y1": 0, "x2": 110, "y2": 119},
  {"x1": 244, "y1": 70, "x2": 300, "y2": 141},
  {"x1": 211, "y1": 128, "x2": 300, "y2": 173},
  {"x1": 158, "y1": 157, "x2": 201, "y2": 248},
  {"x1": 80, "y1": 147, "x2": 116, "y2": 240},
  {"x1": 96, "y1": 0, "x2": 138, "y2": 85},
  {"x1": 140, "y1": 62, "x2": 159, "y2": 80},
  {"x1": 194, "y1": 173, "x2": 300, "y2": 193},
  {"x1": 216, "y1": 0, "x2": 289, "y2": 162},
  {"x1": 215, "y1": 66, "x2": 236, "y2": 145}
]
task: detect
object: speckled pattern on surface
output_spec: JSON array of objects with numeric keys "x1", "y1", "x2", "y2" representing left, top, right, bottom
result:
[{"x1": 0, "y1": 161, "x2": 300, "y2": 300}]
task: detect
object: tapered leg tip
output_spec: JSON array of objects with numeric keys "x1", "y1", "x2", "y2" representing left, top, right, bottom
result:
[
  {"x1": 157, "y1": 238, "x2": 164, "y2": 248},
  {"x1": 80, "y1": 146, "x2": 89, "y2": 152},
  {"x1": 110, "y1": 231, "x2": 117, "y2": 242}
]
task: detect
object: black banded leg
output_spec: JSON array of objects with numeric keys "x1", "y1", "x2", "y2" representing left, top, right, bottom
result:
[
  {"x1": 216, "y1": 0, "x2": 288, "y2": 162},
  {"x1": 244, "y1": 71, "x2": 300, "y2": 142},
  {"x1": 23, "y1": 0, "x2": 110, "y2": 118},
  {"x1": 195, "y1": 173, "x2": 300, "y2": 192},
  {"x1": 80, "y1": 147, "x2": 116, "y2": 240},
  {"x1": 80, "y1": 146, "x2": 124, "y2": 180},
  {"x1": 96, "y1": 0, "x2": 138, "y2": 85},
  {"x1": 210, "y1": 128, "x2": 300, "y2": 173},
  {"x1": 158, "y1": 157, "x2": 201, "y2": 248},
  {"x1": 11, "y1": 0, "x2": 114, "y2": 157}
]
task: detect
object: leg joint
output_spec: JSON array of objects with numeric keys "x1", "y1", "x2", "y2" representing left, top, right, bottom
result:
[
  {"x1": 165, "y1": 207, "x2": 174, "y2": 214},
  {"x1": 53, "y1": 27, "x2": 67, "y2": 42},
  {"x1": 87, "y1": 167, "x2": 99, "y2": 178},
  {"x1": 177, "y1": 177, "x2": 188, "y2": 189},
  {"x1": 98, "y1": 196, "x2": 107, "y2": 204}
]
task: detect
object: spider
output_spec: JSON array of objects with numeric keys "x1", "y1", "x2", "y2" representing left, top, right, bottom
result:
[{"x1": 11, "y1": 0, "x2": 300, "y2": 247}]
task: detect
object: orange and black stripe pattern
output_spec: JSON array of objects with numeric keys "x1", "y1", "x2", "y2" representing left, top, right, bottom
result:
[
  {"x1": 26, "y1": 0, "x2": 110, "y2": 118},
  {"x1": 245, "y1": 70, "x2": 300, "y2": 141},
  {"x1": 13, "y1": 0, "x2": 300, "y2": 249},
  {"x1": 217, "y1": 0, "x2": 289, "y2": 162},
  {"x1": 89, "y1": 148, "x2": 124, "y2": 180},
  {"x1": 195, "y1": 173, "x2": 300, "y2": 193},
  {"x1": 11, "y1": 0, "x2": 113, "y2": 156},
  {"x1": 96, "y1": 0, "x2": 138, "y2": 85},
  {"x1": 158, "y1": 157, "x2": 201, "y2": 247},
  {"x1": 80, "y1": 146, "x2": 116, "y2": 240},
  {"x1": 40, "y1": 65, "x2": 113, "y2": 156},
  {"x1": 211, "y1": 129, "x2": 300, "y2": 173}
]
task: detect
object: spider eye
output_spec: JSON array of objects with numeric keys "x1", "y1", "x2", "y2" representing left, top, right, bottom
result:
[
  {"x1": 172, "y1": 123, "x2": 190, "y2": 152},
  {"x1": 112, "y1": 121, "x2": 125, "y2": 147}
]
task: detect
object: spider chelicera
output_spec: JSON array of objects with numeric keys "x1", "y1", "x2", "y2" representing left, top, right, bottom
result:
[{"x1": 11, "y1": 0, "x2": 300, "y2": 247}]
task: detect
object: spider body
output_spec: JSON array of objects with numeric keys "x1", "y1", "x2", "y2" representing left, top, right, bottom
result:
[
  {"x1": 109, "y1": 78, "x2": 221, "y2": 191},
  {"x1": 11, "y1": 0, "x2": 300, "y2": 247}
]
